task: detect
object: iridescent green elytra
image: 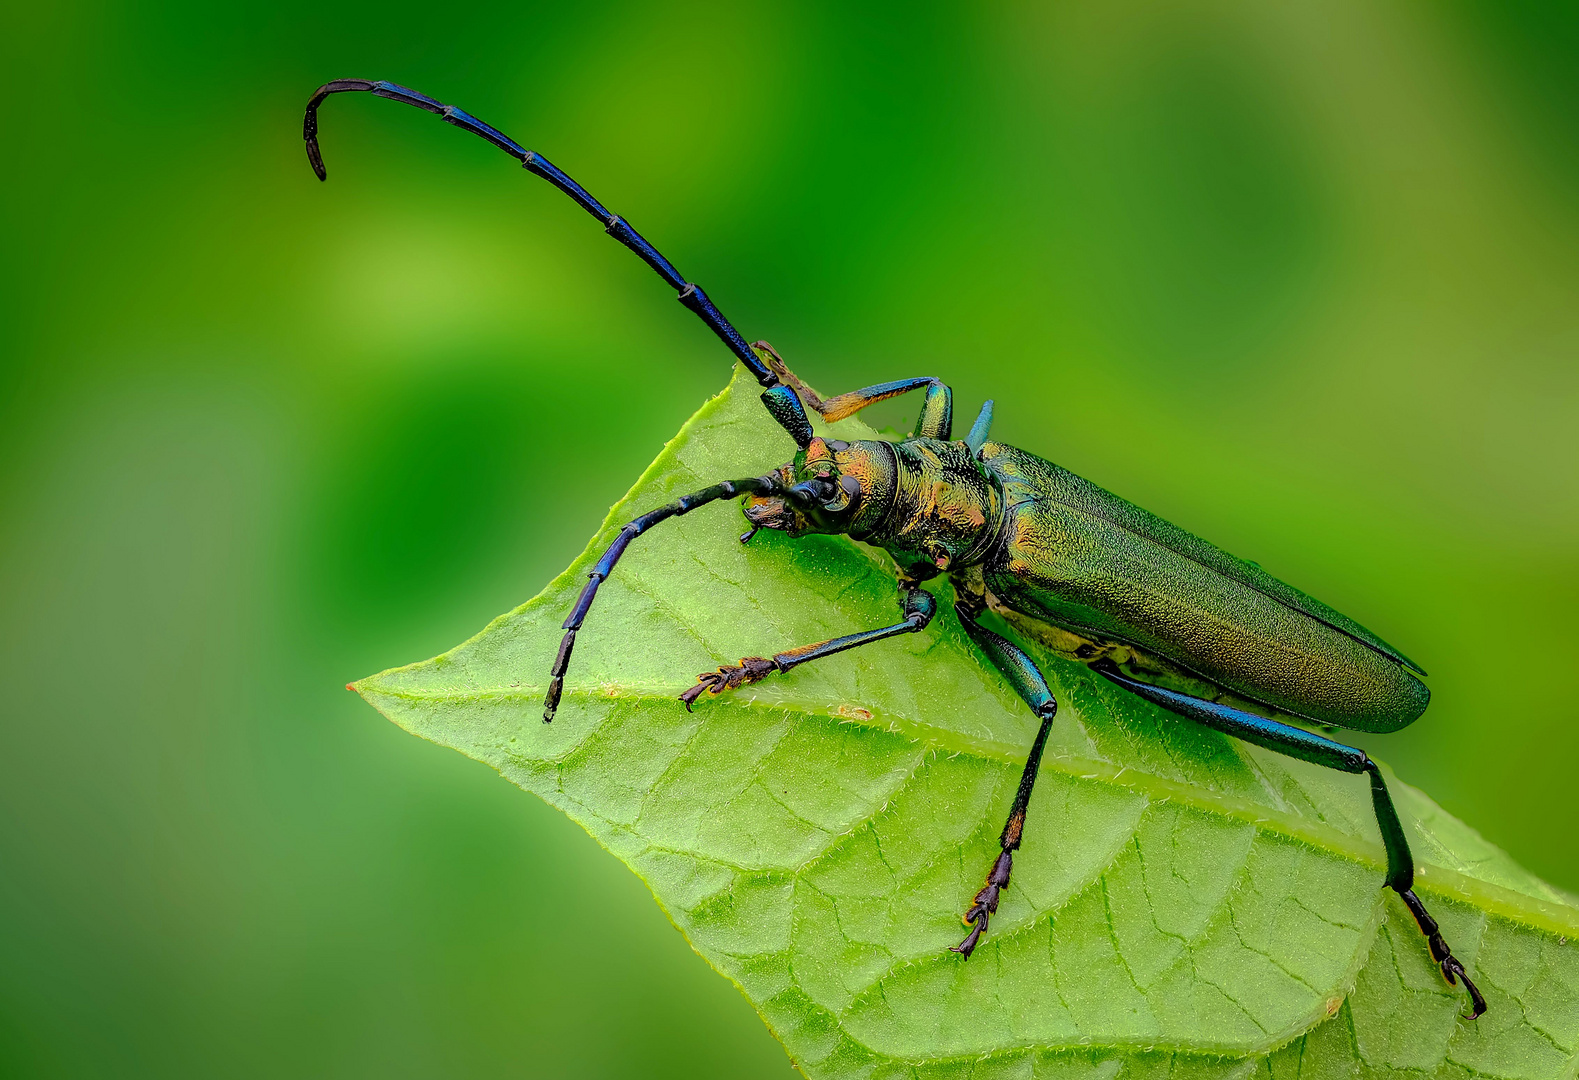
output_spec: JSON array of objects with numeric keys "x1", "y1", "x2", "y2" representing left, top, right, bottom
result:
[{"x1": 304, "y1": 77, "x2": 1484, "y2": 1019}]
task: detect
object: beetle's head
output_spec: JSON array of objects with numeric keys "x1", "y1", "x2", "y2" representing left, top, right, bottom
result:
[{"x1": 743, "y1": 437, "x2": 895, "y2": 539}]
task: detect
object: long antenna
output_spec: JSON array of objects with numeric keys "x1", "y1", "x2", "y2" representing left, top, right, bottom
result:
[{"x1": 304, "y1": 79, "x2": 782, "y2": 391}]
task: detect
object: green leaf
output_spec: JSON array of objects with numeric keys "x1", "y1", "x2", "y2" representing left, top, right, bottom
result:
[{"x1": 355, "y1": 366, "x2": 1579, "y2": 1079}]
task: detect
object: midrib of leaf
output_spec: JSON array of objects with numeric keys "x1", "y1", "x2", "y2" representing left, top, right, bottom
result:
[
  {"x1": 357, "y1": 365, "x2": 1579, "y2": 1079},
  {"x1": 365, "y1": 679, "x2": 1579, "y2": 942}
]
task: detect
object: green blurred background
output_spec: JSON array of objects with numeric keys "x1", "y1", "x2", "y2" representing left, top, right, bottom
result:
[{"x1": 1, "y1": 1, "x2": 1574, "y2": 1075}]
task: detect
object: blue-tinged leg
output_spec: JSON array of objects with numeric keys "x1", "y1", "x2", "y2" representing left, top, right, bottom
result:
[
  {"x1": 302, "y1": 80, "x2": 814, "y2": 447},
  {"x1": 752, "y1": 341, "x2": 954, "y2": 439},
  {"x1": 1093, "y1": 659, "x2": 1486, "y2": 1019},
  {"x1": 964, "y1": 400, "x2": 994, "y2": 456},
  {"x1": 951, "y1": 602, "x2": 1059, "y2": 958},
  {"x1": 543, "y1": 476, "x2": 781, "y2": 722},
  {"x1": 679, "y1": 584, "x2": 938, "y2": 708}
]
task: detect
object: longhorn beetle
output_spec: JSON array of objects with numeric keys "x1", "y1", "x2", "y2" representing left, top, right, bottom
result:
[{"x1": 304, "y1": 79, "x2": 1485, "y2": 1018}]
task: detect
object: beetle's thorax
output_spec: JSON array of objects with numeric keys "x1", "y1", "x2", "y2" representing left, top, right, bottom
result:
[{"x1": 868, "y1": 438, "x2": 1004, "y2": 575}]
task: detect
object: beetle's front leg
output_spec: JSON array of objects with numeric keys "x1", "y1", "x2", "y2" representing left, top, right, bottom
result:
[
  {"x1": 752, "y1": 341, "x2": 954, "y2": 439},
  {"x1": 680, "y1": 584, "x2": 937, "y2": 709}
]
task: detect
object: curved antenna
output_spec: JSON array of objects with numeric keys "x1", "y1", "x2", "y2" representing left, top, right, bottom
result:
[
  {"x1": 303, "y1": 78, "x2": 813, "y2": 446},
  {"x1": 542, "y1": 475, "x2": 781, "y2": 722}
]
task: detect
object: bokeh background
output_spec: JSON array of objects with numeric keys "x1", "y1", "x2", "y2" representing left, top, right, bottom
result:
[{"x1": 2, "y1": 1, "x2": 1575, "y2": 1076}]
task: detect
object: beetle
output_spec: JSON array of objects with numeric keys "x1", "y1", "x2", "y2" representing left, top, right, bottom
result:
[{"x1": 304, "y1": 78, "x2": 1485, "y2": 1019}]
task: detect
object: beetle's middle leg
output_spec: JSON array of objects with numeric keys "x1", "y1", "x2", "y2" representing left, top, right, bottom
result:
[
  {"x1": 679, "y1": 582, "x2": 937, "y2": 708},
  {"x1": 950, "y1": 595, "x2": 1059, "y2": 959}
]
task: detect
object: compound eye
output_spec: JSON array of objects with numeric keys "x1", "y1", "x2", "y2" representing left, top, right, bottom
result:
[
  {"x1": 816, "y1": 473, "x2": 861, "y2": 514},
  {"x1": 789, "y1": 478, "x2": 836, "y2": 505}
]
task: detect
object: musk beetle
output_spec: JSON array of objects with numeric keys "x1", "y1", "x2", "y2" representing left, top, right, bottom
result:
[{"x1": 304, "y1": 79, "x2": 1485, "y2": 1018}]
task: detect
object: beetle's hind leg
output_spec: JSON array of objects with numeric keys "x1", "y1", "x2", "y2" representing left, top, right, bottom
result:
[
  {"x1": 950, "y1": 599, "x2": 1059, "y2": 958},
  {"x1": 1092, "y1": 659, "x2": 1487, "y2": 1019}
]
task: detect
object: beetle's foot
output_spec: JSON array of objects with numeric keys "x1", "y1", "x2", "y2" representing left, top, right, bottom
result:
[
  {"x1": 751, "y1": 340, "x2": 826, "y2": 411},
  {"x1": 1442, "y1": 955, "x2": 1487, "y2": 1020},
  {"x1": 1398, "y1": 887, "x2": 1487, "y2": 1019},
  {"x1": 951, "y1": 850, "x2": 1013, "y2": 959},
  {"x1": 680, "y1": 656, "x2": 778, "y2": 710},
  {"x1": 952, "y1": 912, "x2": 987, "y2": 957}
]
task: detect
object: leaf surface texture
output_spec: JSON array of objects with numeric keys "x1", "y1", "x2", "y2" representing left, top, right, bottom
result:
[{"x1": 358, "y1": 368, "x2": 1579, "y2": 1079}]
